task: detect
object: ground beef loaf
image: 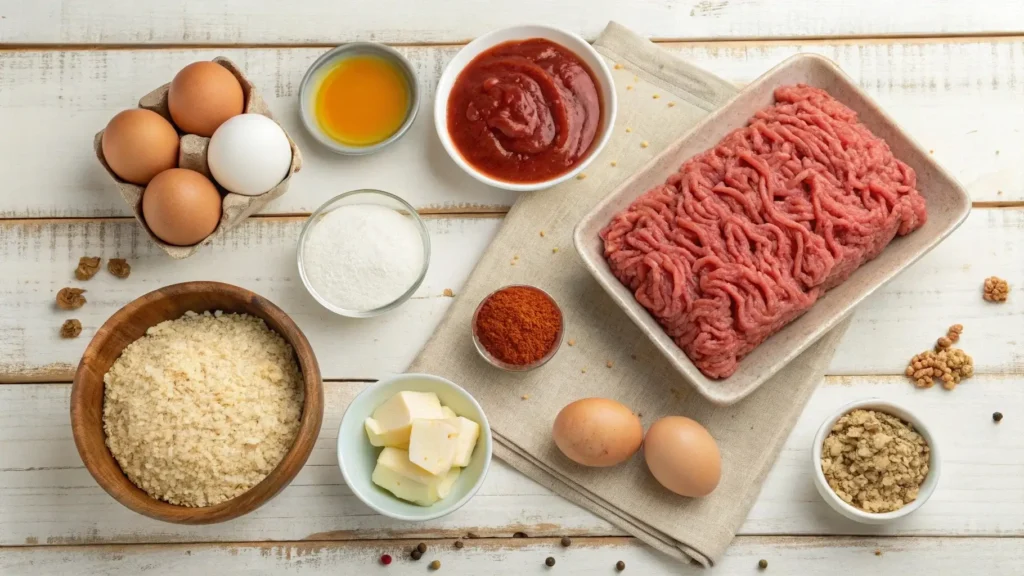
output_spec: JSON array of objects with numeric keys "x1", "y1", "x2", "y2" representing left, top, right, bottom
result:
[{"x1": 601, "y1": 85, "x2": 927, "y2": 379}]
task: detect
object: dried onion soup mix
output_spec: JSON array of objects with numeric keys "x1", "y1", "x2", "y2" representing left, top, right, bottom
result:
[{"x1": 601, "y1": 85, "x2": 927, "y2": 378}]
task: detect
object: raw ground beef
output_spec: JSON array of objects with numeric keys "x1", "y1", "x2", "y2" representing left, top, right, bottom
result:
[{"x1": 601, "y1": 85, "x2": 927, "y2": 379}]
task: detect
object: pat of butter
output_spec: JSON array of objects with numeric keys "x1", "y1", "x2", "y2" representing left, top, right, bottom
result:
[
  {"x1": 364, "y1": 391, "x2": 444, "y2": 448},
  {"x1": 371, "y1": 447, "x2": 447, "y2": 506},
  {"x1": 441, "y1": 406, "x2": 457, "y2": 419},
  {"x1": 438, "y1": 466, "x2": 461, "y2": 499},
  {"x1": 408, "y1": 418, "x2": 461, "y2": 475},
  {"x1": 445, "y1": 416, "x2": 480, "y2": 468}
]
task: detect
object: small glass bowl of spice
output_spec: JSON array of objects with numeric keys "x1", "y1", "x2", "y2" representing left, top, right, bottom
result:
[
  {"x1": 812, "y1": 399, "x2": 941, "y2": 524},
  {"x1": 472, "y1": 285, "x2": 564, "y2": 371}
]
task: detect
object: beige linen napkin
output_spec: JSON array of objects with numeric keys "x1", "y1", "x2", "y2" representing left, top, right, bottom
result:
[{"x1": 410, "y1": 22, "x2": 851, "y2": 566}]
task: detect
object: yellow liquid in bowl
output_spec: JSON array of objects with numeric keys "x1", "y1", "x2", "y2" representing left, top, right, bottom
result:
[{"x1": 314, "y1": 55, "x2": 411, "y2": 147}]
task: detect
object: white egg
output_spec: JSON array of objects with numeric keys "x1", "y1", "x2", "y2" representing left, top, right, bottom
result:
[{"x1": 207, "y1": 113, "x2": 292, "y2": 196}]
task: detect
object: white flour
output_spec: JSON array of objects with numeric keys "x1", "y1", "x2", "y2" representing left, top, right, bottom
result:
[{"x1": 302, "y1": 203, "x2": 425, "y2": 312}]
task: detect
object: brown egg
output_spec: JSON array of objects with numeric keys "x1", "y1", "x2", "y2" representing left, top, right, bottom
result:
[
  {"x1": 643, "y1": 416, "x2": 721, "y2": 497},
  {"x1": 552, "y1": 398, "x2": 643, "y2": 467},
  {"x1": 142, "y1": 168, "x2": 222, "y2": 246},
  {"x1": 168, "y1": 61, "x2": 245, "y2": 137},
  {"x1": 101, "y1": 109, "x2": 179, "y2": 185}
]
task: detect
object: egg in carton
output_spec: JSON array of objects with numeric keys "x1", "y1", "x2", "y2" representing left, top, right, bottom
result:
[{"x1": 93, "y1": 57, "x2": 303, "y2": 259}]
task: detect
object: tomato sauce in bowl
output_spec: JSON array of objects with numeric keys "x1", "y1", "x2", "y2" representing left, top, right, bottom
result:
[{"x1": 445, "y1": 39, "x2": 603, "y2": 184}]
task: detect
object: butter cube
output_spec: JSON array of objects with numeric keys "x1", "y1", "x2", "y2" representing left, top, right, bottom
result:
[
  {"x1": 364, "y1": 391, "x2": 444, "y2": 448},
  {"x1": 445, "y1": 417, "x2": 480, "y2": 467},
  {"x1": 364, "y1": 418, "x2": 409, "y2": 449},
  {"x1": 437, "y1": 466, "x2": 462, "y2": 499},
  {"x1": 371, "y1": 447, "x2": 446, "y2": 506},
  {"x1": 408, "y1": 418, "x2": 461, "y2": 475},
  {"x1": 441, "y1": 406, "x2": 458, "y2": 419}
]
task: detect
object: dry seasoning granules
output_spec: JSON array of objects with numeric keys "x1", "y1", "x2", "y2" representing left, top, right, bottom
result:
[
  {"x1": 905, "y1": 324, "x2": 973, "y2": 390},
  {"x1": 75, "y1": 256, "x2": 101, "y2": 280},
  {"x1": 983, "y1": 276, "x2": 1009, "y2": 302},
  {"x1": 103, "y1": 311, "x2": 304, "y2": 507},
  {"x1": 820, "y1": 409, "x2": 930, "y2": 513},
  {"x1": 474, "y1": 286, "x2": 562, "y2": 366},
  {"x1": 56, "y1": 287, "x2": 86, "y2": 310}
]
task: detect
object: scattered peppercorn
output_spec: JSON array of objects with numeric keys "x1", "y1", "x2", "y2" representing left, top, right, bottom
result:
[
  {"x1": 994, "y1": 412, "x2": 1003, "y2": 422},
  {"x1": 75, "y1": 256, "x2": 101, "y2": 280},
  {"x1": 380, "y1": 554, "x2": 392, "y2": 565},
  {"x1": 429, "y1": 560, "x2": 441, "y2": 570},
  {"x1": 411, "y1": 549, "x2": 422, "y2": 561},
  {"x1": 107, "y1": 258, "x2": 131, "y2": 278},
  {"x1": 454, "y1": 540, "x2": 464, "y2": 549},
  {"x1": 758, "y1": 559, "x2": 768, "y2": 569},
  {"x1": 60, "y1": 319, "x2": 82, "y2": 338},
  {"x1": 56, "y1": 287, "x2": 87, "y2": 310},
  {"x1": 545, "y1": 557, "x2": 556, "y2": 567},
  {"x1": 560, "y1": 536, "x2": 571, "y2": 547},
  {"x1": 417, "y1": 543, "x2": 427, "y2": 553},
  {"x1": 606, "y1": 360, "x2": 614, "y2": 368},
  {"x1": 874, "y1": 549, "x2": 882, "y2": 557},
  {"x1": 616, "y1": 560, "x2": 626, "y2": 571}
]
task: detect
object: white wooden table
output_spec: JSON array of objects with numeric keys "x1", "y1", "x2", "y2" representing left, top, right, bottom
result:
[{"x1": 2, "y1": 2, "x2": 1023, "y2": 573}]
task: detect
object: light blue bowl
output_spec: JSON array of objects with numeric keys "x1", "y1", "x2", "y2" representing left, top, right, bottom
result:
[{"x1": 337, "y1": 373, "x2": 492, "y2": 521}]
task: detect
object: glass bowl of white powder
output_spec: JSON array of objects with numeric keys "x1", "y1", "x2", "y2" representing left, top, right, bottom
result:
[{"x1": 298, "y1": 189, "x2": 430, "y2": 317}]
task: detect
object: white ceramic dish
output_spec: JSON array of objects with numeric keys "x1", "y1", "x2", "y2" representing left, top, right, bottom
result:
[
  {"x1": 296, "y1": 189, "x2": 431, "y2": 318},
  {"x1": 433, "y1": 24, "x2": 618, "y2": 192},
  {"x1": 336, "y1": 373, "x2": 493, "y2": 522},
  {"x1": 573, "y1": 53, "x2": 971, "y2": 405},
  {"x1": 812, "y1": 399, "x2": 940, "y2": 524}
]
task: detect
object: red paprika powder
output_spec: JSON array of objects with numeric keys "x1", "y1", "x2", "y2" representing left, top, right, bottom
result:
[{"x1": 474, "y1": 285, "x2": 562, "y2": 366}]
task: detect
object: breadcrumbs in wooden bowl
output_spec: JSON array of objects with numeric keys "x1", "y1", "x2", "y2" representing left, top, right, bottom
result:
[{"x1": 71, "y1": 281, "x2": 323, "y2": 524}]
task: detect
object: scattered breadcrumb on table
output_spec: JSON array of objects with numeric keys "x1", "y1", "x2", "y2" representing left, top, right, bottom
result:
[
  {"x1": 56, "y1": 287, "x2": 86, "y2": 310},
  {"x1": 610, "y1": 161, "x2": 617, "y2": 167},
  {"x1": 606, "y1": 360, "x2": 614, "y2": 368},
  {"x1": 581, "y1": 368, "x2": 587, "y2": 374},
  {"x1": 442, "y1": 288, "x2": 454, "y2": 297},
  {"x1": 75, "y1": 257, "x2": 101, "y2": 281},
  {"x1": 107, "y1": 258, "x2": 131, "y2": 279},
  {"x1": 983, "y1": 276, "x2": 1009, "y2": 302},
  {"x1": 551, "y1": 247, "x2": 559, "y2": 254},
  {"x1": 577, "y1": 173, "x2": 587, "y2": 180},
  {"x1": 60, "y1": 319, "x2": 82, "y2": 338},
  {"x1": 567, "y1": 339, "x2": 576, "y2": 346},
  {"x1": 640, "y1": 141, "x2": 649, "y2": 148},
  {"x1": 667, "y1": 102, "x2": 676, "y2": 108},
  {"x1": 521, "y1": 394, "x2": 530, "y2": 400},
  {"x1": 539, "y1": 230, "x2": 545, "y2": 237},
  {"x1": 614, "y1": 63, "x2": 623, "y2": 70},
  {"x1": 652, "y1": 94, "x2": 660, "y2": 99},
  {"x1": 626, "y1": 85, "x2": 633, "y2": 91}
]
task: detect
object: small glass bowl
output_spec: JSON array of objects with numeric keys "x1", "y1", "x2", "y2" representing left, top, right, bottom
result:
[
  {"x1": 297, "y1": 189, "x2": 430, "y2": 318},
  {"x1": 471, "y1": 285, "x2": 565, "y2": 372}
]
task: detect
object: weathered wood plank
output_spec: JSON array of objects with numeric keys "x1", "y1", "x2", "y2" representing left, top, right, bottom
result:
[
  {"x1": 1, "y1": 209, "x2": 1020, "y2": 381},
  {"x1": 3, "y1": 536, "x2": 1023, "y2": 575},
  {"x1": 3, "y1": 0, "x2": 1023, "y2": 44},
  {"x1": 0, "y1": 38, "x2": 1021, "y2": 218},
  {"x1": 1, "y1": 376, "x2": 1020, "y2": 546}
]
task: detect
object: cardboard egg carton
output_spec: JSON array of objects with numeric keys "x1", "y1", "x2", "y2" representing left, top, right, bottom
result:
[{"x1": 93, "y1": 57, "x2": 303, "y2": 259}]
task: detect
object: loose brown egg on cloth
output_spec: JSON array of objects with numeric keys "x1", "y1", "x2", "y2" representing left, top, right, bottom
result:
[
  {"x1": 643, "y1": 416, "x2": 721, "y2": 497},
  {"x1": 101, "y1": 109, "x2": 179, "y2": 185},
  {"x1": 552, "y1": 398, "x2": 643, "y2": 467},
  {"x1": 168, "y1": 61, "x2": 245, "y2": 137},
  {"x1": 142, "y1": 168, "x2": 222, "y2": 246}
]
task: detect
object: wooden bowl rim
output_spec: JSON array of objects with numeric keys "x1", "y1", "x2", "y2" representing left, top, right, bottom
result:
[{"x1": 70, "y1": 280, "x2": 324, "y2": 524}]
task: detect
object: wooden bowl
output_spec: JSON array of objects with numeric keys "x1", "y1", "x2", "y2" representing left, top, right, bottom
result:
[{"x1": 70, "y1": 281, "x2": 324, "y2": 524}]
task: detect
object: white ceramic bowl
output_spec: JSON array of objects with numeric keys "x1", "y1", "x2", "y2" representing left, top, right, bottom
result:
[
  {"x1": 812, "y1": 399, "x2": 940, "y2": 524},
  {"x1": 337, "y1": 373, "x2": 493, "y2": 522},
  {"x1": 434, "y1": 24, "x2": 618, "y2": 192}
]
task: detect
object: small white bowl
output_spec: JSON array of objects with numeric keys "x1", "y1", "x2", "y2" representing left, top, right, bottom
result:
[
  {"x1": 812, "y1": 399, "x2": 941, "y2": 524},
  {"x1": 337, "y1": 373, "x2": 493, "y2": 522},
  {"x1": 434, "y1": 24, "x2": 618, "y2": 192}
]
